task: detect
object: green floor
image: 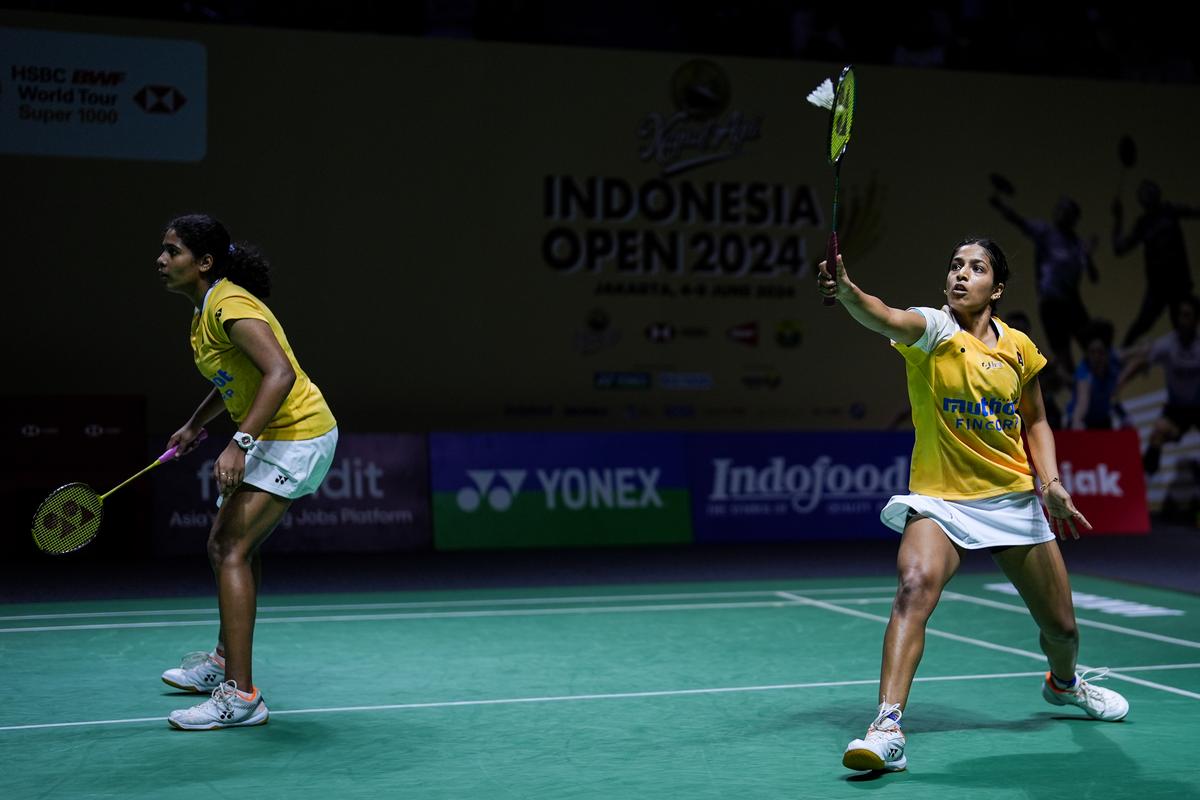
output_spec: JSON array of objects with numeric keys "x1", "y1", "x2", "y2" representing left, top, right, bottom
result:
[{"x1": 1, "y1": 573, "x2": 1198, "y2": 799}]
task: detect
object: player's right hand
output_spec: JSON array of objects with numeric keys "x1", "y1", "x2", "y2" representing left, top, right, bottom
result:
[
  {"x1": 817, "y1": 254, "x2": 850, "y2": 301},
  {"x1": 167, "y1": 424, "x2": 207, "y2": 459}
]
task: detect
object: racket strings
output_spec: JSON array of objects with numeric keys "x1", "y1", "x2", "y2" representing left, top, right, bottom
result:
[{"x1": 32, "y1": 484, "x2": 103, "y2": 554}]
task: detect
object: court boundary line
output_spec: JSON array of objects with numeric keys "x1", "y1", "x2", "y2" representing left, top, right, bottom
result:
[
  {"x1": 3, "y1": 662, "x2": 1197, "y2": 733},
  {"x1": 776, "y1": 591, "x2": 1200, "y2": 702},
  {"x1": 0, "y1": 586, "x2": 900, "y2": 622}
]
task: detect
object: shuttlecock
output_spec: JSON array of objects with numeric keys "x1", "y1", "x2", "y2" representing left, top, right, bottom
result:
[{"x1": 806, "y1": 78, "x2": 834, "y2": 110}]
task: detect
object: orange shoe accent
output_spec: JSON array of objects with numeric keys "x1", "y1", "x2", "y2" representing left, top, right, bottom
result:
[{"x1": 236, "y1": 687, "x2": 259, "y2": 702}]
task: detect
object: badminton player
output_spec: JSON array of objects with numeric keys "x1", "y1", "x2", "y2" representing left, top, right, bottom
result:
[
  {"x1": 155, "y1": 214, "x2": 338, "y2": 730},
  {"x1": 817, "y1": 239, "x2": 1128, "y2": 773}
]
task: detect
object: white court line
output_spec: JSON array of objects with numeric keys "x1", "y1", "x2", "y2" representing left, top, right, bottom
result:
[
  {"x1": 943, "y1": 591, "x2": 1200, "y2": 650},
  {"x1": 777, "y1": 591, "x2": 1200, "y2": 702},
  {"x1": 0, "y1": 599, "x2": 811, "y2": 634},
  {"x1": 2, "y1": 662, "x2": 1196, "y2": 733},
  {"x1": 0, "y1": 586, "x2": 899, "y2": 622}
]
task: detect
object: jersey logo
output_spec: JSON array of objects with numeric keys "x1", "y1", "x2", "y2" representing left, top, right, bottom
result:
[
  {"x1": 215, "y1": 308, "x2": 223, "y2": 320},
  {"x1": 1017, "y1": 351, "x2": 1024, "y2": 367}
]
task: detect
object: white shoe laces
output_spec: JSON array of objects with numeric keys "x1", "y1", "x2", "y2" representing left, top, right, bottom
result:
[
  {"x1": 870, "y1": 703, "x2": 903, "y2": 731},
  {"x1": 1074, "y1": 668, "x2": 1111, "y2": 700}
]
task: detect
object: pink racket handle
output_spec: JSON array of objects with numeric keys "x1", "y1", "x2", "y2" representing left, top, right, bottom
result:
[
  {"x1": 822, "y1": 232, "x2": 839, "y2": 307},
  {"x1": 156, "y1": 429, "x2": 208, "y2": 463}
]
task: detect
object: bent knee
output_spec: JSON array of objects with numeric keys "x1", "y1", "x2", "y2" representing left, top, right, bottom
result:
[
  {"x1": 206, "y1": 530, "x2": 253, "y2": 568},
  {"x1": 1040, "y1": 620, "x2": 1079, "y2": 645},
  {"x1": 893, "y1": 569, "x2": 944, "y2": 615}
]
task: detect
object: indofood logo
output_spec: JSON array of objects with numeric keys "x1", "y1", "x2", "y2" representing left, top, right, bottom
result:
[
  {"x1": 708, "y1": 456, "x2": 907, "y2": 513},
  {"x1": 456, "y1": 468, "x2": 663, "y2": 512},
  {"x1": 637, "y1": 59, "x2": 764, "y2": 177}
]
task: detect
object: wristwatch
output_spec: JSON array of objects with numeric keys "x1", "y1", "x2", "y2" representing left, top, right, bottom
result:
[{"x1": 232, "y1": 431, "x2": 257, "y2": 452}]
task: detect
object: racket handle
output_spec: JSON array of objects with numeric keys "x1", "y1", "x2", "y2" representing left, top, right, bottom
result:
[
  {"x1": 157, "y1": 428, "x2": 208, "y2": 463},
  {"x1": 822, "y1": 232, "x2": 840, "y2": 307}
]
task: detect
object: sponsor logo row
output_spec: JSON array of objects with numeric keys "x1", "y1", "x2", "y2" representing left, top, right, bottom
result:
[{"x1": 153, "y1": 430, "x2": 1148, "y2": 553}]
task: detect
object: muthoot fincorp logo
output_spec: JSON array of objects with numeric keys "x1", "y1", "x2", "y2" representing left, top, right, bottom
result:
[
  {"x1": 709, "y1": 456, "x2": 907, "y2": 513},
  {"x1": 456, "y1": 468, "x2": 663, "y2": 512}
]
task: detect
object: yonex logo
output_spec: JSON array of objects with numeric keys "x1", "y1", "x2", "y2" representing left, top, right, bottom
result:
[
  {"x1": 457, "y1": 470, "x2": 527, "y2": 512},
  {"x1": 456, "y1": 468, "x2": 664, "y2": 512},
  {"x1": 274, "y1": 475, "x2": 289, "y2": 485}
]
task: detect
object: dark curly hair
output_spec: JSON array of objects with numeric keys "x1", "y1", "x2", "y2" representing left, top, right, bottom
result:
[
  {"x1": 165, "y1": 213, "x2": 271, "y2": 298},
  {"x1": 949, "y1": 237, "x2": 1009, "y2": 309}
]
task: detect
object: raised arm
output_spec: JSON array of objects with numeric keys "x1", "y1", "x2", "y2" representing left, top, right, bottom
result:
[
  {"x1": 989, "y1": 194, "x2": 1034, "y2": 237},
  {"x1": 817, "y1": 254, "x2": 927, "y2": 346},
  {"x1": 1112, "y1": 199, "x2": 1144, "y2": 256}
]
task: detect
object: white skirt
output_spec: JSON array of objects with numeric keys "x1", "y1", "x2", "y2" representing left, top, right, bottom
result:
[
  {"x1": 880, "y1": 490, "x2": 1054, "y2": 549},
  {"x1": 217, "y1": 427, "x2": 339, "y2": 507}
]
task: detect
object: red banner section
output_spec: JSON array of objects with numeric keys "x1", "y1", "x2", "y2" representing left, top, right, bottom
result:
[{"x1": 1051, "y1": 429, "x2": 1149, "y2": 535}]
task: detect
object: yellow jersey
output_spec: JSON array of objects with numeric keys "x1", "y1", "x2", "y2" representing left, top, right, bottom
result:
[
  {"x1": 894, "y1": 306, "x2": 1047, "y2": 500},
  {"x1": 190, "y1": 279, "x2": 336, "y2": 440}
]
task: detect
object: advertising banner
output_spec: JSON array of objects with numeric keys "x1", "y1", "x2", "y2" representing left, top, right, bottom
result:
[
  {"x1": 151, "y1": 433, "x2": 432, "y2": 554},
  {"x1": 687, "y1": 431, "x2": 912, "y2": 542},
  {"x1": 430, "y1": 432, "x2": 692, "y2": 549},
  {"x1": 1051, "y1": 428, "x2": 1150, "y2": 534},
  {"x1": 0, "y1": 27, "x2": 206, "y2": 161}
]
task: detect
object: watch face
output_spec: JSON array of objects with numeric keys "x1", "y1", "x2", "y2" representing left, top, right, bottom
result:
[{"x1": 235, "y1": 433, "x2": 254, "y2": 449}]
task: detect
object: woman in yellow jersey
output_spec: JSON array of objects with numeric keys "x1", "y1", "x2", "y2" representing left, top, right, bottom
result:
[
  {"x1": 154, "y1": 214, "x2": 338, "y2": 730},
  {"x1": 817, "y1": 239, "x2": 1128, "y2": 773}
]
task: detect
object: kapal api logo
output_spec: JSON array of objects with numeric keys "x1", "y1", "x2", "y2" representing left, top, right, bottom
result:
[{"x1": 637, "y1": 59, "x2": 764, "y2": 177}]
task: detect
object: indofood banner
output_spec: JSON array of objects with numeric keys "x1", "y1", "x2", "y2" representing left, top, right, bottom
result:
[
  {"x1": 687, "y1": 431, "x2": 911, "y2": 541},
  {"x1": 150, "y1": 433, "x2": 432, "y2": 554},
  {"x1": 7, "y1": 13, "x2": 1198, "y2": 435},
  {"x1": 429, "y1": 432, "x2": 692, "y2": 549}
]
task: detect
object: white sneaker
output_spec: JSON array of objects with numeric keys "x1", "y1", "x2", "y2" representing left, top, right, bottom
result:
[
  {"x1": 162, "y1": 650, "x2": 225, "y2": 692},
  {"x1": 843, "y1": 702, "x2": 907, "y2": 772},
  {"x1": 168, "y1": 681, "x2": 269, "y2": 730},
  {"x1": 1042, "y1": 668, "x2": 1129, "y2": 721}
]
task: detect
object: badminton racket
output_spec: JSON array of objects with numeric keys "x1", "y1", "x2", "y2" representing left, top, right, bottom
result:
[
  {"x1": 806, "y1": 65, "x2": 857, "y2": 306},
  {"x1": 31, "y1": 429, "x2": 207, "y2": 554}
]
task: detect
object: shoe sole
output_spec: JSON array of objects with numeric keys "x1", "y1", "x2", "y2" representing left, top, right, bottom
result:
[
  {"x1": 842, "y1": 748, "x2": 906, "y2": 772},
  {"x1": 168, "y1": 710, "x2": 269, "y2": 731}
]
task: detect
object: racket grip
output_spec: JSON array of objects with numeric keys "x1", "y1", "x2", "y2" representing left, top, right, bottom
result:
[
  {"x1": 822, "y1": 232, "x2": 840, "y2": 307},
  {"x1": 157, "y1": 428, "x2": 208, "y2": 463}
]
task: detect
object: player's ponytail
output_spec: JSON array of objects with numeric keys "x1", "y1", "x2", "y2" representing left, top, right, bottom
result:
[{"x1": 165, "y1": 213, "x2": 272, "y2": 298}]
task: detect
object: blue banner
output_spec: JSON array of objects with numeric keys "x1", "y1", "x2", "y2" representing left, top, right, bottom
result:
[{"x1": 686, "y1": 431, "x2": 913, "y2": 541}]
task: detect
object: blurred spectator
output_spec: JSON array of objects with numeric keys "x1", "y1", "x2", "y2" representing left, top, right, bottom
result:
[
  {"x1": 1114, "y1": 181, "x2": 1200, "y2": 347},
  {"x1": 1120, "y1": 295, "x2": 1200, "y2": 474},
  {"x1": 990, "y1": 192, "x2": 1098, "y2": 373},
  {"x1": 1066, "y1": 319, "x2": 1128, "y2": 429}
]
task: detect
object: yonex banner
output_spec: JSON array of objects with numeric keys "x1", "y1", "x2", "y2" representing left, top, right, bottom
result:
[
  {"x1": 1048, "y1": 428, "x2": 1150, "y2": 535},
  {"x1": 687, "y1": 431, "x2": 912, "y2": 541},
  {"x1": 430, "y1": 432, "x2": 692, "y2": 549},
  {"x1": 0, "y1": 27, "x2": 207, "y2": 161},
  {"x1": 150, "y1": 433, "x2": 432, "y2": 554}
]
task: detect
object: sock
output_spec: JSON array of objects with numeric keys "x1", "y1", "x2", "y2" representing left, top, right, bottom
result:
[
  {"x1": 1050, "y1": 672, "x2": 1077, "y2": 690},
  {"x1": 211, "y1": 649, "x2": 226, "y2": 668}
]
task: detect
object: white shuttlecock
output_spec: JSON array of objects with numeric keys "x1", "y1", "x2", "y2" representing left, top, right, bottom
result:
[{"x1": 806, "y1": 78, "x2": 834, "y2": 110}]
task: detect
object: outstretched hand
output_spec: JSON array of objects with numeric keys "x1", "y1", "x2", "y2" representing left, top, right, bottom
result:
[{"x1": 1043, "y1": 480, "x2": 1092, "y2": 540}]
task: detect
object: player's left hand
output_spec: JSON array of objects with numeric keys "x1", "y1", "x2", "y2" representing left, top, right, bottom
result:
[
  {"x1": 214, "y1": 443, "x2": 247, "y2": 497},
  {"x1": 1043, "y1": 480, "x2": 1091, "y2": 540}
]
